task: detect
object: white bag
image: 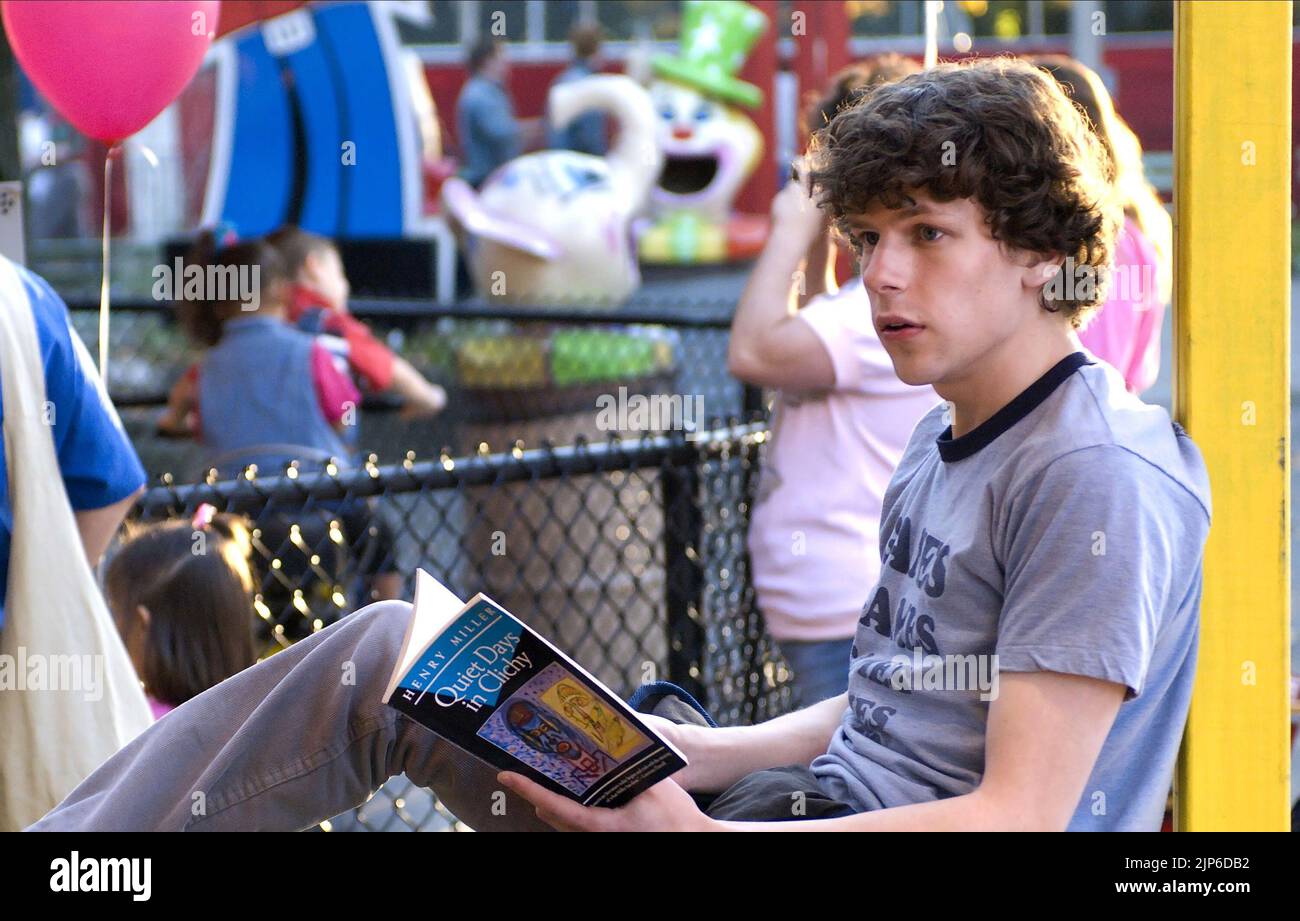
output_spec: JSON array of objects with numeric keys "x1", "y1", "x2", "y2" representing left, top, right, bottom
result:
[{"x1": 0, "y1": 257, "x2": 152, "y2": 830}]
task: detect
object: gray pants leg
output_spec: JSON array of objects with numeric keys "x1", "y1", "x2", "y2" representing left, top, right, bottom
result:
[{"x1": 26, "y1": 600, "x2": 550, "y2": 832}]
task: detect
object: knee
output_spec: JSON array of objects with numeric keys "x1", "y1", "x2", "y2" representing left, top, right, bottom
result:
[
  {"x1": 288, "y1": 599, "x2": 415, "y2": 708},
  {"x1": 330, "y1": 599, "x2": 414, "y2": 682},
  {"x1": 349, "y1": 599, "x2": 413, "y2": 649}
]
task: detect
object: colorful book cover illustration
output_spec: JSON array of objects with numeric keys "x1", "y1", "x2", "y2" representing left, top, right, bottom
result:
[{"x1": 383, "y1": 570, "x2": 687, "y2": 808}]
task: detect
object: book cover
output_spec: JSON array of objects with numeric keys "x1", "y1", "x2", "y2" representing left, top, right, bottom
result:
[{"x1": 383, "y1": 570, "x2": 687, "y2": 808}]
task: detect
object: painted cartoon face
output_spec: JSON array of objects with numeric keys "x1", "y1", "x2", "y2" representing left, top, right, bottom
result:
[
  {"x1": 506, "y1": 700, "x2": 585, "y2": 761},
  {"x1": 649, "y1": 78, "x2": 762, "y2": 218}
]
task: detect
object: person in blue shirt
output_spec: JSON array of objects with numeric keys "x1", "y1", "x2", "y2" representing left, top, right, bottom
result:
[
  {"x1": 0, "y1": 258, "x2": 147, "y2": 631},
  {"x1": 545, "y1": 24, "x2": 609, "y2": 157},
  {"x1": 456, "y1": 38, "x2": 543, "y2": 189}
]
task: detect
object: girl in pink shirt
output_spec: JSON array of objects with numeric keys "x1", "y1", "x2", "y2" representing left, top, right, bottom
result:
[
  {"x1": 1079, "y1": 217, "x2": 1165, "y2": 393},
  {"x1": 1033, "y1": 56, "x2": 1173, "y2": 394}
]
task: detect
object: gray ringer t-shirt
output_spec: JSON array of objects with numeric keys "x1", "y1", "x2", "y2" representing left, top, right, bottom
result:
[{"x1": 810, "y1": 352, "x2": 1212, "y2": 831}]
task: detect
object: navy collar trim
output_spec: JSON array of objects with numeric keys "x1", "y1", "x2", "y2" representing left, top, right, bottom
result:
[{"x1": 936, "y1": 351, "x2": 1093, "y2": 462}]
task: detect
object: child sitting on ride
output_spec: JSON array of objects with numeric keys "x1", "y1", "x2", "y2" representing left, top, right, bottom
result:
[
  {"x1": 157, "y1": 229, "x2": 360, "y2": 473},
  {"x1": 157, "y1": 231, "x2": 405, "y2": 603},
  {"x1": 265, "y1": 225, "x2": 448, "y2": 418}
]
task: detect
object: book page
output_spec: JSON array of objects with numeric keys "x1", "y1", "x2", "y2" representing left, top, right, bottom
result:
[{"x1": 382, "y1": 570, "x2": 466, "y2": 704}]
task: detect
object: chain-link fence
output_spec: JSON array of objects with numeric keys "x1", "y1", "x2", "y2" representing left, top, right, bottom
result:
[{"x1": 132, "y1": 419, "x2": 792, "y2": 831}]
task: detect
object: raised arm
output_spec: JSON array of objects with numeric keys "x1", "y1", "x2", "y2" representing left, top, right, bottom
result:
[
  {"x1": 156, "y1": 367, "x2": 197, "y2": 437},
  {"x1": 727, "y1": 178, "x2": 838, "y2": 392},
  {"x1": 797, "y1": 224, "x2": 839, "y2": 309},
  {"x1": 390, "y1": 355, "x2": 448, "y2": 419}
]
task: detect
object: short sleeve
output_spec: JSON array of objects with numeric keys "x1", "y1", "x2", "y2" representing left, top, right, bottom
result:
[
  {"x1": 796, "y1": 285, "x2": 903, "y2": 395},
  {"x1": 24, "y1": 270, "x2": 146, "y2": 510},
  {"x1": 1080, "y1": 222, "x2": 1167, "y2": 394},
  {"x1": 995, "y1": 445, "x2": 1193, "y2": 700},
  {"x1": 310, "y1": 339, "x2": 361, "y2": 425}
]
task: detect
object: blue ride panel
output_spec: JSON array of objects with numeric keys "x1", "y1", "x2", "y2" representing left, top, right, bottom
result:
[
  {"x1": 282, "y1": 26, "x2": 344, "y2": 235},
  {"x1": 314, "y1": 3, "x2": 404, "y2": 237},
  {"x1": 221, "y1": 30, "x2": 294, "y2": 236}
]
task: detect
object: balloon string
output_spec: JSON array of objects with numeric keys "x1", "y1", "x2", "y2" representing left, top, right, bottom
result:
[{"x1": 99, "y1": 145, "x2": 117, "y2": 380}]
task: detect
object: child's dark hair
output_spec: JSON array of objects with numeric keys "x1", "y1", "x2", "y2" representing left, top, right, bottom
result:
[
  {"x1": 264, "y1": 225, "x2": 336, "y2": 278},
  {"x1": 176, "y1": 231, "x2": 290, "y2": 347},
  {"x1": 106, "y1": 513, "x2": 257, "y2": 707},
  {"x1": 807, "y1": 56, "x2": 1120, "y2": 328},
  {"x1": 802, "y1": 53, "x2": 921, "y2": 136}
]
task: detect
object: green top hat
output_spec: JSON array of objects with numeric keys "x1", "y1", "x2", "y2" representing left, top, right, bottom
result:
[{"x1": 651, "y1": 0, "x2": 769, "y2": 110}]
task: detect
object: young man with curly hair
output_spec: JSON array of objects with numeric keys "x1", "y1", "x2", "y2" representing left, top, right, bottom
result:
[
  {"x1": 495, "y1": 55, "x2": 1212, "y2": 832},
  {"x1": 30, "y1": 57, "x2": 1210, "y2": 834}
]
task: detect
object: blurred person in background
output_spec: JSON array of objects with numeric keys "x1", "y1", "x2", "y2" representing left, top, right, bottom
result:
[
  {"x1": 157, "y1": 231, "x2": 358, "y2": 468},
  {"x1": 20, "y1": 112, "x2": 90, "y2": 240},
  {"x1": 457, "y1": 38, "x2": 542, "y2": 189},
  {"x1": 1030, "y1": 55, "x2": 1172, "y2": 395},
  {"x1": 266, "y1": 226, "x2": 447, "y2": 419},
  {"x1": 158, "y1": 232, "x2": 403, "y2": 603},
  {"x1": 545, "y1": 23, "x2": 609, "y2": 156},
  {"x1": 728, "y1": 56, "x2": 938, "y2": 707}
]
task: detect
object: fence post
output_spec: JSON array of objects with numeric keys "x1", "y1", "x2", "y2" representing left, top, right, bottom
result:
[{"x1": 661, "y1": 445, "x2": 707, "y2": 703}]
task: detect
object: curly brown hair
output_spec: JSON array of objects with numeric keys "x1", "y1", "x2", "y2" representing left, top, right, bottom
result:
[{"x1": 806, "y1": 56, "x2": 1121, "y2": 328}]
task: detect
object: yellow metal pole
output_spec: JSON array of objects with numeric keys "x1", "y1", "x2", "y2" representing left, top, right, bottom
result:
[{"x1": 1174, "y1": 0, "x2": 1291, "y2": 831}]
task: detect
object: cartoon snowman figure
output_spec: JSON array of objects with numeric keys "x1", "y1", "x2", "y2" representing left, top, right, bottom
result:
[{"x1": 638, "y1": 0, "x2": 770, "y2": 264}]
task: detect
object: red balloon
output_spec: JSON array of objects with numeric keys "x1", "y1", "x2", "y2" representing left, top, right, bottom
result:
[{"x1": 2, "y1": 0, "x2": 220, "y2": 144}]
